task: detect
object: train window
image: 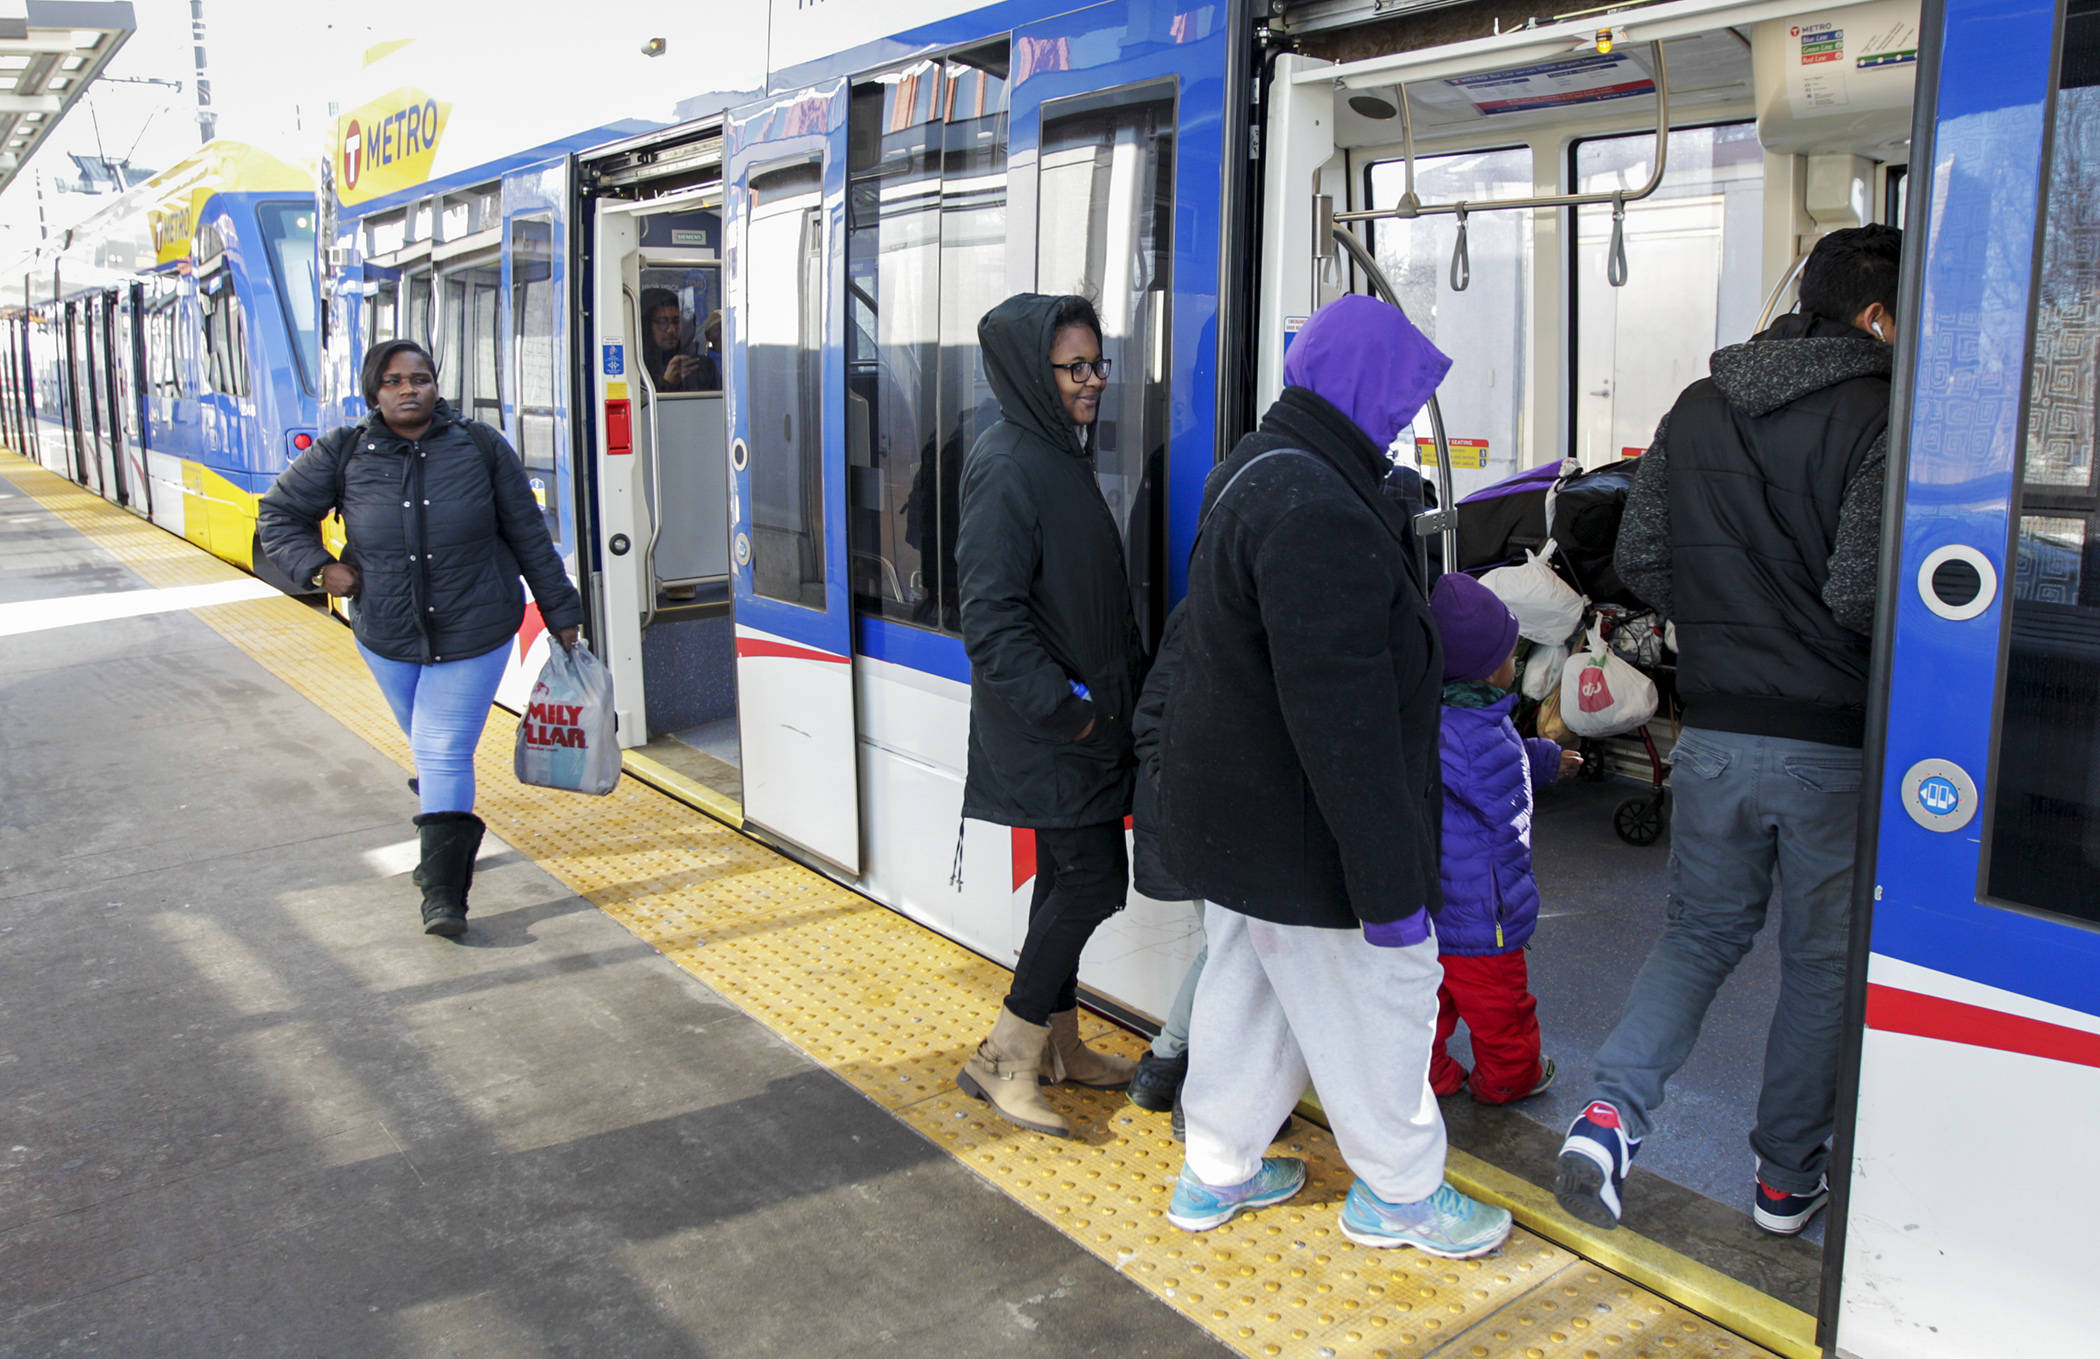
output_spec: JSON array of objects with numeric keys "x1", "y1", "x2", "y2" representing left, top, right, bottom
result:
[
  {"x1": 367, "y1": 212, "x2": 406, "y2": 258},
  {"x1": 406, "y1": 272, "x2": 433, "y2": 348},
  {"x1": 510, "y1": 217, "x2": 561, "y2": 536},
  {"x1": 436, "y1": 266, "x2": 504, "y2": 426},
  {"x1": 637, "y1": 265, "x2": 722, "y2": 394},
  {"x1": 367, "y1": 279, "x2": 398, "y2": 346},
  {"x1": 1366, "y1": 148, "x2": 1532, "y2": 497},
  {"x1": 845, "y1": 41, "x2": 1010, "y2": 633},
  {"x1": 745, "y1": 159, "x2": 828, "y2": 608},
  {"x1": 198, "y1": 267, "x2": 251, "y2": 399},
  {"x1": 1986, "y1": 0, "x2": 2100, "y2": 923},
  {"x1": 1571, "y1": 123, "x2": 1764, "y2": 466},
  {"x1": 256, "y1": 202, "x2": 319, "y2": 394},
  {"x1": 1038, "y1": 77, "x2": 1175, "y2": 643}
]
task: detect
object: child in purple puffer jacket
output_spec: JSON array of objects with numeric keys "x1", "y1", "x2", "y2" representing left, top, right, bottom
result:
[{"x1": 1426, "y1": 573, "x2": 1583, "y2": 1104}]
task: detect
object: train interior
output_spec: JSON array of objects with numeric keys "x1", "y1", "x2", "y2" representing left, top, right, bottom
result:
[
  {"x1": 1262, "y1": 0, "x2": 1921, "y2": 1312},
  {"x1": 582, "y1": 135, "x2": 744, "y2": 812}
]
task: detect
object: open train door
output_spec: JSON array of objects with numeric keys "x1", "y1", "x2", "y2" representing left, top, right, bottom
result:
[{"x1": 724, "y1": 81, "x2": 861, "y2": 874}]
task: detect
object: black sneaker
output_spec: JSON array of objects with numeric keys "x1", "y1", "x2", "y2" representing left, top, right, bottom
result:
[
  {"x1": 1172, "y1": 1092, "x2": 1292, "y2": 1144},
  {"x1": 1752, "y1": 1177, "x2": 1829, "y2": 1235},
  {"x1": 1127, "y1": 1051, "x2": 1187, "y2": 1112}
]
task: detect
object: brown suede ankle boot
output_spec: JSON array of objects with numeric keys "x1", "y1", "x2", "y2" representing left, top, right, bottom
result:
[
  {"x1": 957, "y1": 1008, "x2": 1071, "y2": 1138},
  {"x1": 1042, "y1": 1008, "x2": 1137, "y2": 1088}
]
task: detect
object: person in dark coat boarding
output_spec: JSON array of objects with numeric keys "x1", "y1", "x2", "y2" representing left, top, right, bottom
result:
[
  {"x1": 1152, "y1": 295, "x2": 1512, "y2": 1258},
  {"x1": 953, "y1": 293, "x2": 1146, "y2": 1139},
  {"x1": 258, "y1": 339, "x2": 584, "y2": 939}
]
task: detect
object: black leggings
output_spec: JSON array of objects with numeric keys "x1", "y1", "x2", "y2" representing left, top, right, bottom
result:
[{"x1": 1004, "y1": 821, "x2": 1129, "y2": 1025}]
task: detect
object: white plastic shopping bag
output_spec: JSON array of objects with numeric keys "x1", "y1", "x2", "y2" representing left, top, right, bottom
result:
[
  {"x1": 1560, "y1": 623, "x2": 1658, "y2": 739},
  {"x1": 1480, "y1": 543, "x2": 1587, "y2": 646},
  {"x1": 1521, "y1": 640, "x2": 1570, "y2": 702},
  {"x1": 515, "y1": 641, "x2": 621, "y2": 796}
]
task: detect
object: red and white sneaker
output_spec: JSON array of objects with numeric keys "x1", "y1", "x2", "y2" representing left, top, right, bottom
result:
[
  {"x1": 1753, "y1": 1176, "x2": 1830, "y2": 1235},
  {"x1": 1555, "y1": 1100, "x2": 1641, "y2": 1229}
]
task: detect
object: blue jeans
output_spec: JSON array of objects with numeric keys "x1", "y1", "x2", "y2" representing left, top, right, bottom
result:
[
  {"x1": 358, "y1": 641, "x2": 511, "y2": 816},
  {"x1": 1591, "y1": 726, "x2": 1861, "y2": 1195}
]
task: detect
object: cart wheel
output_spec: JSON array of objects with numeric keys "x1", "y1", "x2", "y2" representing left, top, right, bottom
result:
[
  {"x1": 1614, "y1": 794, "x2": 1667, "y2": 846},
  {"x1": 1576, "y1": 739, "x2": 1611, "y2": 782}
]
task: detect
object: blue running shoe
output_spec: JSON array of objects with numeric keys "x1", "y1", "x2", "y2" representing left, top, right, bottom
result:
[
  {"x1": 1338, "y1": 1181, "x2": 1513, "y2": 1258},
  {"x1": 1753, "y1": 1176, "x2": 1829, "y2": 1235},
  {"x1": 1166, "y1": 1157, "x2": 1307, "y2": 1232},
  {"x1": 1556, "y1": 1099, "x2": 1641, "y2": 1229}
]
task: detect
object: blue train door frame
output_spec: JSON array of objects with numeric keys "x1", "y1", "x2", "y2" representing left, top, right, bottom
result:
[
  {"x1": 1835, "y1": 0, "x2": 2100, "y2": 1352},
  {"x1": 725, "y1": 80, "x2": 862, "y2": 874}
]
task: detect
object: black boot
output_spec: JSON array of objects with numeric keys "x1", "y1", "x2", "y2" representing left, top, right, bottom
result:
[{"x1": 412, "y1": 812, "x2": 484, "y2": 937}]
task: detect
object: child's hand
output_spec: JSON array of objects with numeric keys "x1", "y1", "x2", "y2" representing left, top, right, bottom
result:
[{"x1": 1560, "y1": 749, "x2": 1585, "y2": 779}]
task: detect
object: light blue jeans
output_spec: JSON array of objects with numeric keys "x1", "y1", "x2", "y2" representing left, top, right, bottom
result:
[
  {"x1": 358, "y1": 641, "x2": 511, "y2": 816},
  {"x1": 1590, "y1": 726, "x2": 1862, "y2": 1195}
]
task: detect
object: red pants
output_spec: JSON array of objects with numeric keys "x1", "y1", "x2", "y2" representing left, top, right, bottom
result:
[{"x1": 1430, "y1": 949, "x2": 1543, "y2": 1105}]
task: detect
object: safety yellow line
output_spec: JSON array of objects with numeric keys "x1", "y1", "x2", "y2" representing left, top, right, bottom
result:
[{"x1": 3, "y1": 449, "x2": 1783, "y2": 1359}]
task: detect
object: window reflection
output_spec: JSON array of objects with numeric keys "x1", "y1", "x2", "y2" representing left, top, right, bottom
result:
[{"x1": 745, "y1": 161, "x2": 827, "y2": 608}]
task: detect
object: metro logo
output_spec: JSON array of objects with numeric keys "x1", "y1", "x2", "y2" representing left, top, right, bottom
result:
[{"x1": 333, "y1": 86, "x2": 450, "y2": 207}]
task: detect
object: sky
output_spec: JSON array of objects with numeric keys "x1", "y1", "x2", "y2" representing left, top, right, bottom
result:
[
  {"x1": 0, "y1": 0, "x2": 766, "y2": 265},
  {"x1": 0, "y1": 1, "x2": 366, "y2": 260}
]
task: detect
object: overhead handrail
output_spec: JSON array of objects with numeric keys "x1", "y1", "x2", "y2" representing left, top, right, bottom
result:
[
  {"x1": 1752, "y1": 251, "x2": 1810, "y2": 335},
  {"x1": 1333, "y1": 39, "x2": 1672, "y2": 290},
  {"x1": 1329, "y1": 222, "x2": 1459, "y2": 578}
]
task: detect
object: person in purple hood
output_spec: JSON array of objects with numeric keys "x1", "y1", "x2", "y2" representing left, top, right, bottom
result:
[
  {"x1": 1426, "y1": 573, "x2": 1582, "y2": 1106},
  {"x1": 1153, "y1": 295, "x2": 1513, "y2": 1257}
]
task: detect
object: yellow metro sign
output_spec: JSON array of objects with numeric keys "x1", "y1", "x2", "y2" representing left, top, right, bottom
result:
[{"x1": 335, "y1": 86, "x2": 450, "y2": 206}]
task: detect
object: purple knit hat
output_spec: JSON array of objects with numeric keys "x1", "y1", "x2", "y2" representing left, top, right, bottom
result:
[{"x1": 1431, "y1": 573, "x2": 1521, "y2": 683}]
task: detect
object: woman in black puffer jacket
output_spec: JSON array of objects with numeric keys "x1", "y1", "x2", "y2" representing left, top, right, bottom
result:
[{"x1": 259, "y1": 339, "x2": 585, "y2": 937}]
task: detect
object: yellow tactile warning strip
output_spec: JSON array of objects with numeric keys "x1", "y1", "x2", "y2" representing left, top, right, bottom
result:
[{"x1": 3, "y1": 451, "x2": 1786, "y2": 1359}]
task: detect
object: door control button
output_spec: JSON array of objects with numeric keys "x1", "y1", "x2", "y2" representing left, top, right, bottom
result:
[
  {"x1": 1900, "y1": 758, "x2": 1979, "y2": 832},
  {"x1": 610, "y1": 533, "x2": 631, "y2": 556}
]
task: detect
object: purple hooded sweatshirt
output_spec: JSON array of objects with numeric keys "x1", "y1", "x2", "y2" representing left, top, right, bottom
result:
[{"x1": 1283, "y1": 294, "x2": 1453, "y2": 451}]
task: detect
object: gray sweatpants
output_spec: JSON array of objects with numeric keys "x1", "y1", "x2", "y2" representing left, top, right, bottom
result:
[{"x1": 1181, "y1": 903, "x2": 1449, "y2": 1205}]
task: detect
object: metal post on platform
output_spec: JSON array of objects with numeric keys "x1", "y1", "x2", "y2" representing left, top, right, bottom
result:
[{"x1": 190, "y1": 0, "x2": 215, "y2": 145}]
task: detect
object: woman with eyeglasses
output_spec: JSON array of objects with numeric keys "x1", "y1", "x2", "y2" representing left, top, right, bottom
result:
[
  {"x1": 953, "y1": 293, "x2": 1146, "y2": 1137},
  {"x1": 259, "y1": 339, "x2": 584, "y2": 938}
]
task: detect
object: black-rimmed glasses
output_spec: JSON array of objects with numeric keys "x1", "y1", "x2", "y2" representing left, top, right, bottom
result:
[{"x1": 1049, "y1": 358, "x2": 1112, "y2": 383}]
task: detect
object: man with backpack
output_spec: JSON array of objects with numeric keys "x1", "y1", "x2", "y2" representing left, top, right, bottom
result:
[{"x1": 1556, "y1": 224, "x2": 1901, "y2": 1237}]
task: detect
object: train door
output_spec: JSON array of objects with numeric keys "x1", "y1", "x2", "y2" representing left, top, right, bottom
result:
[
  {"x1": 61, "y1": 300, "x2": 91, "y2": 488},
  {"x1": 725, "y1": 84, "x2": 862, "y2": 872},
  {"x1": 119, "y1": 283, "x2": 149, "y2": 519},
  {"x1": 500, "y1": 164, "x2": 579, "y2": 598},
  {"x1": 579, "y1": 127, "x2": 739, "y2": 814},
  {"x1": 1833, "y1": 0, "x2": 2100, "y2": 1352},
  {"x1": 95, "y1": 291, "x2": 131, "y2": 509},
  {"x1": 1256, "y1": 5, "x2": 1921, "y2": 1350}
]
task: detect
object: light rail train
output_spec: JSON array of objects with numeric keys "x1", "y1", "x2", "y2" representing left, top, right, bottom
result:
[{"x1": 4, "y1": 1, "x2": 2095, "y2": 1354}]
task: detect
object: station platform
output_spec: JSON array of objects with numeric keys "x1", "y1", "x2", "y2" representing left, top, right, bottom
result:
[{"x1": 0, "y1": 450, "x2": 1790, "y2": 1359}]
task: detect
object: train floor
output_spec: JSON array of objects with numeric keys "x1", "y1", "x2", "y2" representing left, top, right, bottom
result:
[{"x1": 0, "y1": 450, "x2": 1797, "y2": 1359}]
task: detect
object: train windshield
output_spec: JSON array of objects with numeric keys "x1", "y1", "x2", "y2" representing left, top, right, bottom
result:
[{"x1": 256, "y1": 201, "x2": 320, "y2": 394}]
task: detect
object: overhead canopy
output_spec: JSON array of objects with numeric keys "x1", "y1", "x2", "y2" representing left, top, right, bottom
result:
[{"x1": 0, "y1": 1, "x2": 135, "y2": 196}]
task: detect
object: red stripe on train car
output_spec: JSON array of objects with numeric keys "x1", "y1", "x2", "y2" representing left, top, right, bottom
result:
[
  {"x1": 1865, "y1": 983, "x2": 2100, "y2": 1071},
  {"x1": 735, "y1": 637, "x2": 849, "y2": 664},
  {"x1": 1012, "y1": 827, "x2": 1036, "y2": 893}
]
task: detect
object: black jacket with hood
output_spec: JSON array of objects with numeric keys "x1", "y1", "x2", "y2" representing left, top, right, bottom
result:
[
  {"x1": 955, "y1": 294, "x2": 1145, "y2": 829},
  {"x1": 258, "y1": 400, "x2": 585, "y2": 666},
  {"x1": 1156, "y1": 386, "x2": 1445, "y2": 930},
  {"x1": 1615, "y1": 313, "x2": 1889, "y2": 747}
]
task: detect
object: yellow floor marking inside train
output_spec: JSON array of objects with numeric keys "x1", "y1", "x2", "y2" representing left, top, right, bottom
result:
[{"x1": 3, "y1": 450, "x2": 1788, "y2": 1359}]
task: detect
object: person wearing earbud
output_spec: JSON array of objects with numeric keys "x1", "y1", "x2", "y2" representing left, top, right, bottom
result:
[{"x1": 1556, "y1": 223, "x2": 1902, "y2": 1240}]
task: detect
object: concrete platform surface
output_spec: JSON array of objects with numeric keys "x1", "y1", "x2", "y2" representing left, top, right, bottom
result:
[{"x1": 0, "y1": 478, "x2": 1222, "y2": 1358}]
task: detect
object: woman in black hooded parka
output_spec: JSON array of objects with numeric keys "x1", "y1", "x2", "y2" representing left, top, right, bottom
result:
[
  {"x1": 952, "y1": 294, "x2": 1147, "y2": 1138},
  {"x1": 258, "y1": 340, "x2": 584, "y2": 938}
]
